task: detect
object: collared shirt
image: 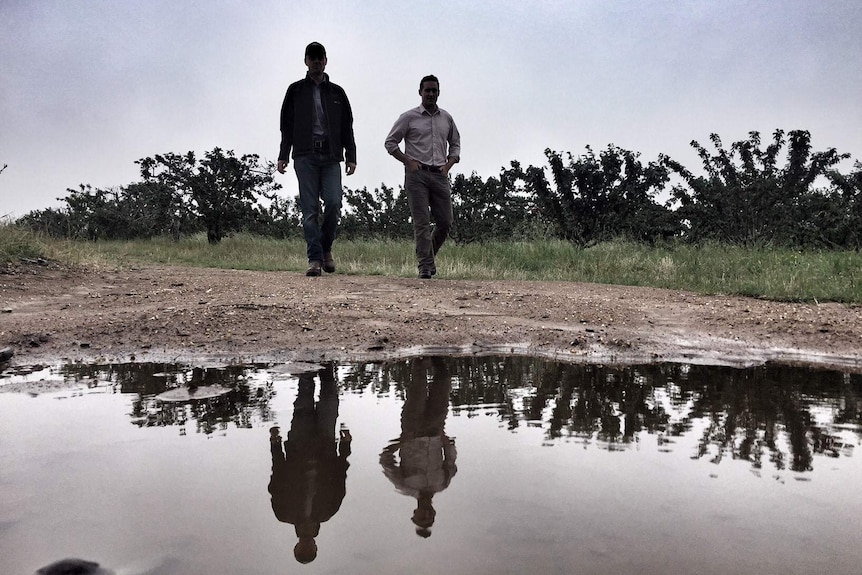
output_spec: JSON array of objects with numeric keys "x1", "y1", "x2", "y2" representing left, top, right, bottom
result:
[
  {"x1": 385, "y1": 105, "x2": 461, "y2": 167},
  {"x1": 380, "y1": 435, "x2": 457, "y2": 498}
]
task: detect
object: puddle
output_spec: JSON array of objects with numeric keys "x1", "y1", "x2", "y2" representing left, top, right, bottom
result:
[{"x1": 1, "y1": 357, "x2": 861, "y2": 574}]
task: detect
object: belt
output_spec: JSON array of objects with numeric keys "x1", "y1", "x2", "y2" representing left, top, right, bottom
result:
[
  {"x1": 418, "y1": 163, "x2": 443, "y2": 173},
  {"x1": 313, "y1": 139, "x2": 328, "y2": 152}
]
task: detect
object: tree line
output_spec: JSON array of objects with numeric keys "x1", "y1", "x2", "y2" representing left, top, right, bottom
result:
[{"x1": 14, "y1": 129, "x2": 862, "y2": 249}]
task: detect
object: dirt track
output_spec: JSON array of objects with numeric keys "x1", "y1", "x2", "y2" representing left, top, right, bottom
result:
[{"x1": 2, "y1": 262, "x2": 861, "y2": 373}]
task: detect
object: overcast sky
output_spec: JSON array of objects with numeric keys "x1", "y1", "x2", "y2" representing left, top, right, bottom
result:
[{"x1": 2, "y1": 0, "x2": 861, "y2": 218}]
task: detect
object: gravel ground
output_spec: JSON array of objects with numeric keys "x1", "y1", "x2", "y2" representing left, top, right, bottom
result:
[{"x1": 2, "y1": 262, "x2": 861, "y2": 375}]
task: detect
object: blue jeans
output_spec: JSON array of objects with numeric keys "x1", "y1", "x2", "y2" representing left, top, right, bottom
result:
[{"x1": 294, "y1": 155, "x2": 342, "y2": 262}]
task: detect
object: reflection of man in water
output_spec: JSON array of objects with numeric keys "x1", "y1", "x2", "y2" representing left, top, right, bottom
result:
[
  {"x1": 268, "y1": 365, "x2": 351, "y2": 563},
  {"x1": 379, "y1": 357, "x2": 457, "y2": 538}
]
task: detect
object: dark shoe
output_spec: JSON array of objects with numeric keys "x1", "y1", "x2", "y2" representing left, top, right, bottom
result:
[
  {"x1": 306, "y1": 261, "x2": 322, "y2": 276},
  {"x1": 323, "y1": 252, "x2": 335, "y2": 273},
  {"x1": 430, "y1": 264, "x2": 437, "y2": 276},
  {"x1": 419, "y1": 269, "x2": 433, "y2": 279}
]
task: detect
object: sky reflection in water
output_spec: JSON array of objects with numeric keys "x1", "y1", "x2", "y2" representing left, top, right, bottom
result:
[{"x1": 1, "y1": 357, "x2": 861, "y2": 575}]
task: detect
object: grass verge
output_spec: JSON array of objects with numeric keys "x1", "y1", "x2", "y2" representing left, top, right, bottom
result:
[{"x1": 3, "y1": 226, "x2": 860, "y2": 303}]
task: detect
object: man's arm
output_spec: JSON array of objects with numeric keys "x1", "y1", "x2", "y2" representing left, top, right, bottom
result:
[
  {"x1": 340, "y1": 87, "x2": 357, "y2": 176},
  {"x1": 277, "y1": 87, "x2": 295, "y2": 174},
  {"x1": 390, "y1": 147, "x2": 420, "y2": 172},
  {"x1": 442, "y1": 113, "x2": 461, "y2": 176},
  {"x1": 441, "y1": 156, "x2": 458, "y2": 176},
  {"x1": 385, "y1": 114, "x2": 419, "y2": 172}
]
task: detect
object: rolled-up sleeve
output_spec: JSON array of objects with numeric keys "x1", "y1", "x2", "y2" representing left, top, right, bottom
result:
[{"x1": 446, "y1": 113, "x2": 461, "y2": 163}]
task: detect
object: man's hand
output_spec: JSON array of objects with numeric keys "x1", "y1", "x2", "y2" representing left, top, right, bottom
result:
[
  {"x1": 442, "y1": 158, "x2": 457, "y2": 177},
  {"x1": 276, "y1": 160, "x2": 288, "y2": 174},
  {"x1": 345, "y1": 162, "x2": 356, "y2": 176},
  {"x1": 340, "y1": 428, "x2": 352, "y2": 443}
]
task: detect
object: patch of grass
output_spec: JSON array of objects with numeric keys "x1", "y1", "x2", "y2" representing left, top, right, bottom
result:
[
  {"x1": 86, "y1": 235, "x2": 420, "y2": 276},
  {"x1": 647, "y1": 243, "x2": 862, "y2": 302},
  {"x1": 0, "y1": 222, "x2": 46, "y2": 261},
  {"x1": 6, "y1": 230, "x2": 862, "y2": 303},
  {"x1": 0, "y1": 222, "x2": 110, "y2": 267}
]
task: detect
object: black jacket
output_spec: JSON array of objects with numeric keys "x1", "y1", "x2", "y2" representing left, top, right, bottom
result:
[{"x1": 278, "y1": 73, "x2": 357, "y2": 164}]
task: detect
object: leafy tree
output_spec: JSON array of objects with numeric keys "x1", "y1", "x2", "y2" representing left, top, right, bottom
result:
[
  {"x1": 17, "y1": 182, "x2": 200, "y2": 240},
  {"x1": 824, "y1": 161, "x2": 862, "y2": 249},
  {"x1": 450, "y1": 171, "x2": 535, "y2": 243},
  {"x1": 664, "y1": 130, "x2": 849, "y2": 246},
  {"x1": 241, "y1": 194, "x2": 303, "y2": 239},
  {"x1": 62, "y1": 184, "x2": 124, "y2": 239},
  {"x1": 515, "y1": 146, "x2": 677, "y2": 245},
  {"x1": 12, "y1": 133, "x2": 860, "y2": 249},
  {"x1": 16, "y1": 207, "x2": 74, "y2": 238},
  {"x1": 341, "y1": 184, "x2": 412, "y2": 239},
  {"x1": 136, "y1": 148, "x2": 281, "y2": 244},
  {"x1": 121, "y1": 180, "x2": 196, "y2": 239}
]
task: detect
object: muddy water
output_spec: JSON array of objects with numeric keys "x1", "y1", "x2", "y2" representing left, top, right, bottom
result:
[{"x1": 1, "y1": 358, "x2": 861, "y2": 575}]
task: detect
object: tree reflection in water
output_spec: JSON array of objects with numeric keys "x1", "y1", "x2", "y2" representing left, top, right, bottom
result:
[
  {"x1": 59, "y1": 362, "x2": 276, "y2": 436},
  {"x1": 56, "y1": 357, "x2": 862, "y2": 473},
  {"x1": 348, "y1": 358, "x2": 861, "y2": 475}
]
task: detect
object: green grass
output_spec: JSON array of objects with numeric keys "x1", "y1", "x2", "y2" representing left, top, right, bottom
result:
[
  {"x1": 3, "y1": 224, "x2": 861, "y2": 303},
  {"x1": 0, "y1": 223, "x2": 111, "y2": 268}
]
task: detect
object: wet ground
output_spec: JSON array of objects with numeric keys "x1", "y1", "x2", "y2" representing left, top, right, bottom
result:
[
  {"x1": 3, "y1": 263, "x2": 862, "y2": 373},
  {"x1": 2, "y1": 356, "x2": 861, "y2": 574}
]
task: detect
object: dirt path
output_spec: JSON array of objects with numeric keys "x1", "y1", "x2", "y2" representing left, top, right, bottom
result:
[{"x1": 2, "y1": 263, "x2": 861, "y2": 372}]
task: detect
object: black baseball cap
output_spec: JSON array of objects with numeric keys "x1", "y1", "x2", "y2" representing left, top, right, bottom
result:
[{"x1": 305, "y1": 42, "x2": 326, "y2": 59}]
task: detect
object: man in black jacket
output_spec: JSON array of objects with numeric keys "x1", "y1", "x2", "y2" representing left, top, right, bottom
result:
[
  {"x1": 277, "y1": 42, "x2": 357, "y2": 276},
  {"x1": 268, "y1": 366, "x2": 352, "y2": 563}
]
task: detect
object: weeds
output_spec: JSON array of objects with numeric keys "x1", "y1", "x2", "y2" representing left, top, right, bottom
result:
[{"x1": 2, "y1": 225, "x2": 860, "y2": 303}]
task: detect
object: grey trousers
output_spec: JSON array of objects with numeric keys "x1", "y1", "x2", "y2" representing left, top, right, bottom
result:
[{"x1": 405, "y1": 170, "x2": 453, "y2": 272}]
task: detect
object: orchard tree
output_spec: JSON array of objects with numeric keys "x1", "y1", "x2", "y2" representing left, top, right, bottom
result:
[
  {"x1": 341, "y1": 184, "x2": 412, "y2": 239},
  {"x1": 664, "y1": 130, "x2": 849, "y2": 246},
  {"x1": 516, "y1": 146, "x2": 677, "y2": 245},
  {"x1": 17, "y1": 181, "x2": 197, "y2": 240},
  {"x1": 136, "y1": 148, "x2": 281, "y2": 244},
  {"x1": 450, "y1": 171, "x2": 534, "y2": 243},
  {"x1": 824, "y1": 161, "x2": 862, "y2": 248},
  {"x1": 121, "y1": 180, "x2": 195, "y2": 239}
]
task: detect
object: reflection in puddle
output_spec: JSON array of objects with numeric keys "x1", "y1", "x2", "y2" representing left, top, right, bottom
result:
[
  {"x1": 380, "y1": 357, "x2": 456, "y2": 540},
  {"x1": 268, "y1": 364, "x2": 350, "y2": 564},
  {"x1": 2, "y1": 357, "x2": 861, "y2": 574}
]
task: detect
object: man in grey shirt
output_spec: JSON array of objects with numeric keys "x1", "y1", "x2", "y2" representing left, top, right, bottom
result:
[
  {"x1": 379, "y1": 357, "x2": 457, "y2": 538},
  {"x1": 385, "y1": 75, "x2": 461, "y2": 279}
]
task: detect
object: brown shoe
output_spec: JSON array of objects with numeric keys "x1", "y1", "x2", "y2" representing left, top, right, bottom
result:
[
  {"x1": 306, "y1": 261, "x2": 322, "y2": 276},
  {"x1": 323, "y1": 252, "x2": 335, "y2": 273}
]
